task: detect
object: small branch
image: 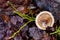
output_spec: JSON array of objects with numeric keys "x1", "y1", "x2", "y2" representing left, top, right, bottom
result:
[
  {"x1": 7, "y1": 1, "x2": 35, "y2": 21},
  {"x1": 50, "y1": 30, "x2": 60, "y2": 35},
  {"x1": 9, "y1": 21, "x2": 31, "y2": 39},
  {"x1": 7, "y1": 1, "x2": 16, "y2": 11},
  {"x1": 50, "y1": 26, "x2": 60, "y2": 35},
  {"x1": 7, "y1": 1, "x2": 35, "y2": 39}
]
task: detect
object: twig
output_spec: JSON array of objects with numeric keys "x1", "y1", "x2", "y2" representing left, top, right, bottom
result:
[
  {"x1": 7, "y1": 1, "x2": 35, "y2": 39},
  {"x1": 7, "y1": 1, "x2": 35, "y2": 21},
  {"x1": 9, "y1": 21, "x2": 31, "y2": 39}
]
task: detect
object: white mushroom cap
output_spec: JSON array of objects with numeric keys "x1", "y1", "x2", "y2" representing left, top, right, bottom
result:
[{"x1": 35, "y1": 11, "x2": 54, "y2": 30}]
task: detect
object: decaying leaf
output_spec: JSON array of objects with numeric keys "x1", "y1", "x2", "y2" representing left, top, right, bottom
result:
[
  {"x1": 1, "y1": 14, "x2": 9, "y2": 23},
  {"x1": 17, "y1": 6, "x2": 29, "y2": 13}
]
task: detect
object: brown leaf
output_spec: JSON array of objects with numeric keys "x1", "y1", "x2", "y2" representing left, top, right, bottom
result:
[
  {"x1": 17, "y1": 6, "x2": 29, "y2": 13},
  {"x1": 1, "y1": 14, "x2": 9, "y2": 23},
  {"x1": 2, "y1": 2, "x2": 9, "y2": 8},
  {"x1": 23, "y1": 0, "x2": 31, "y2": 5},
  {"x1": 0, "y1": 0, "x2": 5, "y2": 4}
]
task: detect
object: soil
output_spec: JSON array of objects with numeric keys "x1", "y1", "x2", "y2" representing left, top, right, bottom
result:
[{"x1": 0, "y1": 0, "x2": 60, "y2": 40}]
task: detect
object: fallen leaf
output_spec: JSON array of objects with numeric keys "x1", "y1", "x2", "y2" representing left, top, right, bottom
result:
[
  {"x1": 1, "y1": 14, "x2": 9, "y2": 23},
  {"x1": 17, "y1": 6, "x2": 29, "y2": 13}
]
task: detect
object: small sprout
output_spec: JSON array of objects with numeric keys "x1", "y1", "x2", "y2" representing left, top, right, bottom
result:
[{"x1": 35, "y1": 11, "x2": 54, "y2": 30}]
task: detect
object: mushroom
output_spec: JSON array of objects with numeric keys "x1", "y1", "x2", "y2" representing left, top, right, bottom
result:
[{"x1": 35, "y1": 11, "x2": 54, "y2": 30}]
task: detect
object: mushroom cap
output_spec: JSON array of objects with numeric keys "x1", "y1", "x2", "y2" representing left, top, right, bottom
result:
[{"x1": 35, "y1": 11, "x2": 54, "y2": 30}]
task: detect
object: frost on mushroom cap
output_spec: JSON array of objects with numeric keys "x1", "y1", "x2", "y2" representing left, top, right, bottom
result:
[{"x1": 35, "y1": 11, "x2": 54, "y2": 30}]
